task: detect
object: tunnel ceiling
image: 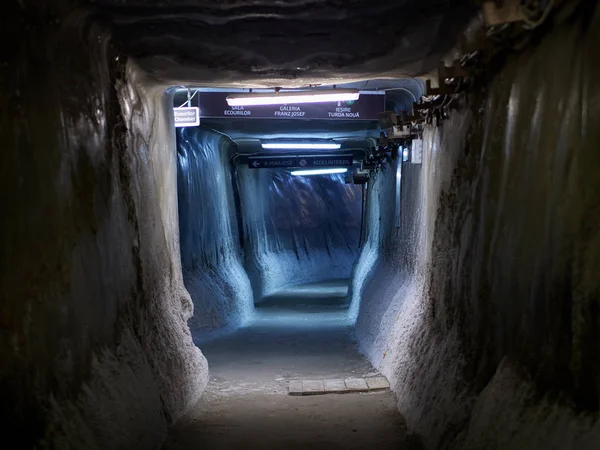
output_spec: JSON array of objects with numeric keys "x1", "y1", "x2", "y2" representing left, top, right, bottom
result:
[
  {"x1": 179, "y1": 78, "x2": 422, "y2": 151},
  {"x1": 201, "y1": 118, "x2": 380, "y2": 142},
  {"x1": 197, "y1": 117, "x2": 377, "y2": 159},
  {"x1": 88, "y1": 0, "x2": 476, "y2": 86}
]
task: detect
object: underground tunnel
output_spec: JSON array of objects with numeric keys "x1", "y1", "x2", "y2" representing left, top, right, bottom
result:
[{"x1": 2, "y1": 1, "x2": 600, "y2": 449}]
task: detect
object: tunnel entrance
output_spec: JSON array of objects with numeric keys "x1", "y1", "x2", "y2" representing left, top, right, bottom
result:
[
  {"x1": 168, "y1": 83, "x2": 419, "y2": 447},
  {"x1": 173, "y1": 83, "x2": 420, "y2": 335},
  {"x1": 235, "y1": 164, "x2": 362, "y2": 311}
]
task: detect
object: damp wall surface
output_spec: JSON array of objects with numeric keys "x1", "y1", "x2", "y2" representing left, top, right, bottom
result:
[
  {"x1": 176, "y1": 127, "x2": 254, "y2": 332},
  {"x1": 237, "y1": 168, "x2": 362, "y2": 298},
  {"x1": 355, "y1": 7, "x2": 600, "y2": 449},
  {"x1": 0, "y1": 9, "x2": 207, "y2": 449}
]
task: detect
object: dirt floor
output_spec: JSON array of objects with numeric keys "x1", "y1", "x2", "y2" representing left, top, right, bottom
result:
[{"x1": 164, "y1": 281, "x2": 410, "y2": 450}]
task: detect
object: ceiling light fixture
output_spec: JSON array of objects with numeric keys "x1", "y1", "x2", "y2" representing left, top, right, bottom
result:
[
  {"x1": 226, "y1": 89, "x2": 360, "y2": 106},
  {"x1": 262, "y1": 143, "x2": 341, "y2": 150},
  {"x1": 291, "y1": 168, "x2": 348, "y2": 176}
]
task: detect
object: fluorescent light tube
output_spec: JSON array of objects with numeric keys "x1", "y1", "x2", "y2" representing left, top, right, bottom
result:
[
  {"x1": 262, "y1": 143, "x2": 341, "y2": 150},
  {"x1": 291, "y1": 168, "x2": 348, "y2": 176},
  {"x1": 227, "y1": 89, "x2": 360, "y2": 106}
]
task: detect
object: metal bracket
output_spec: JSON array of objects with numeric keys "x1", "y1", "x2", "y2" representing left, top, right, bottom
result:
[
  {"x1": 482, "y1": 0, "x2": 526, "y2": 26},
  {"x1": 399, "y1": 111, "x2": 424, "y2": 124},
  {"x1": 425, "y1": 79, "x2": 456, "y2": 96},
  {"x1": 438, "y1": 60, "x2": 469, "y2": 79},
  {"x1": 413, "y1": 101, "x2": 439, "y2": 112},
  {"x1": 425, "y1": 60, "x2": 470, "y2": 96}
]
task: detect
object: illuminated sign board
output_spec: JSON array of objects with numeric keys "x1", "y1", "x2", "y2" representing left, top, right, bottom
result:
[
  {"x1": 247, "y1": 155, "x2": 354, "y2": 169},
  {"x1": 196, "y1": 92, "x2": 385, "y2": 120}
]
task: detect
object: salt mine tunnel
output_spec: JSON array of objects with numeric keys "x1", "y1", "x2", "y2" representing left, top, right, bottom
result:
[{"x1": 2, "y1": 0, "x2": 600, "y2": 449}]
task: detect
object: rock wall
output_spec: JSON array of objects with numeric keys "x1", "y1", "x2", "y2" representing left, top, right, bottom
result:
[
  {"x1": 0, "y1": 7, "x2": 207, "y2": 449},
  {"x1": 355, "y1": 5, "x2": 600, "y2": 449},
  {"x1": 105, "y1": 0, "x2": 475, "y2": 86},
  {"x1": 237, "y1": 168, "x2": 362, "y2": 298},
  {"x1": 177, "y1": 126, "x2": 254, "y2": 332}
]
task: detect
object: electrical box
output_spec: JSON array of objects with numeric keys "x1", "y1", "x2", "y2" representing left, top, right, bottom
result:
[{"x1": 353, "y1": 172, "x2": 369, "y2": 184}]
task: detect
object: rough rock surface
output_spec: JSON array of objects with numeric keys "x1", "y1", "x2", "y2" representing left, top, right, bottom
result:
[
  {"x1": 1, "y1": 9, "x2": 207, "y2": 449},
  {"x1": 177, "y1": 126, "x2": 254, "y2": 332},
  {"x1": 238, "y1": 168, "x2": 362, "y2": 298},
  {"x1": 354, "y1": 5, "x2": 600, "y2": 449},
  {"x1": 96, "y1": 0, "x2": 475, "y2": 86}
]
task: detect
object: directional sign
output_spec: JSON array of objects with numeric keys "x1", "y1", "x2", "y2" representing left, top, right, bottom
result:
[
  {"x1": 247, "y1": 155, "x2": 354, "y2": 169},
  {"x1": 305, "y1": 156, "x2": 353, "y2": 167},
  {"x1": 247, "y1": 157, "x2": 297, "y2": 169},
  {"x1": 191, "y1": 92, "x2": 385, "y2": 121},
  {"x1": 173, "y1": 107, "x2": 200, "y2": 127}
]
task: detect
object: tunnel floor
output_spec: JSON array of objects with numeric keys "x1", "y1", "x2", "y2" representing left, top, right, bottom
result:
[
  {"x1": 165, "y1": 281, "x2": 409, "y2": 449},
  {"x1": 256, "y1": 278, "x2": 351, "y2": 311}
]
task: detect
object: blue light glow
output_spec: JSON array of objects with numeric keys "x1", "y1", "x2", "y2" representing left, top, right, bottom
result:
[{"x1": 290, "y1": 168, "x2": 348, "y2": 176}]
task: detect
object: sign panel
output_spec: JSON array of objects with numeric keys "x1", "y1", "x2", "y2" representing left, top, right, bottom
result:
[
  {"x1": 300, "y1": 155, "x2": 353, "y2": 167},
  {"x1": 198, "y1": 92, "x2": 385, "y2": 121},
  {"x1": 247, "y1": 155, "x2": 354, "y2": 169},
  {"x1": 248, "y1": 157, "x2": 296, "y2": 169},
  {"x1": 174, "y1": 107, "x2": 200, "y2": 127},
  {"x1": 411, "y1": 139, "x2": 423, "y2": 164}
]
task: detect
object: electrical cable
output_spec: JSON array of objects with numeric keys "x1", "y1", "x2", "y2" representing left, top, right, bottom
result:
[
  {"x1": 176, "y1": 89, "x2": 200, "y2": 108},
  {"x1": 384, "y1": 87, "x2": 419, "y2": 102}
]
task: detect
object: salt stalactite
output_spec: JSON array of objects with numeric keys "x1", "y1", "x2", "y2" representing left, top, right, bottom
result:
[
  {"x1": 237, "y1": 167, "x2": 362, "y2": 300},
  {"x1": 177, "y1": 127, "x2": 254, "y2": 333}
]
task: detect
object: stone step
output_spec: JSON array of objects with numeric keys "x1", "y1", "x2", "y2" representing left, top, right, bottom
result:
[{"x1": 288, "y1": 376, "x2": 390, "y2": 396}]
